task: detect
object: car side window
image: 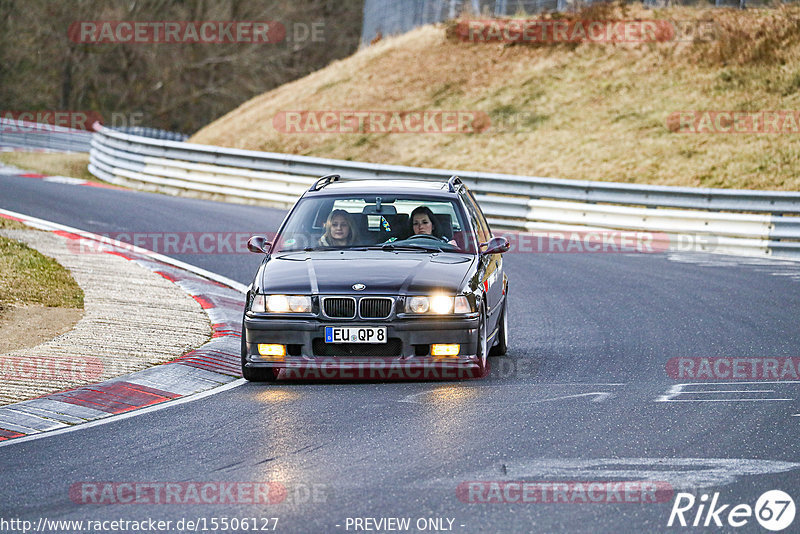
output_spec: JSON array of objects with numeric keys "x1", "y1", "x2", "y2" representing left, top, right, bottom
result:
[{"x1": 459, "y1": 189, "x2": 489, "y2": 244}]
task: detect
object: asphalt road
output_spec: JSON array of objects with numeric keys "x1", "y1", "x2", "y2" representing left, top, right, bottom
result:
[{"x1": 2, "y1": 173, "x2": 800, "y2": 533}]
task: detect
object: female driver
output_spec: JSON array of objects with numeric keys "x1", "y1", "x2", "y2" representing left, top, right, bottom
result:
[{"x1": 409, "y1": 206, "x2": 456, "y2": 245}]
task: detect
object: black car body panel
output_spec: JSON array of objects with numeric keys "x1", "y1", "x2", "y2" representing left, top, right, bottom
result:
[{"x1": 254, "y1": 251, "x2": 475, "y2": 296}]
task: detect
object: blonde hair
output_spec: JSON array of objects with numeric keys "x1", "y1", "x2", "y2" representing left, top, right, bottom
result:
[{"x1": 321, "y1": 209, "x2": 357, "y2": 246}]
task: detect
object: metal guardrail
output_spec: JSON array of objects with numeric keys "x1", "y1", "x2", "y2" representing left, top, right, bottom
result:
[
  {"x1": 113, "y1": 127, "x2": 189, "y2": 143},
  {"x1": 0, "y1": 120, "x2": 187, "y2": 153},
  {"x1": 88, "y1": 124, "x2": 800, "y2": 260},
  {"x1": 0, "y1": 118, "x2": 93, "y2": 152}
]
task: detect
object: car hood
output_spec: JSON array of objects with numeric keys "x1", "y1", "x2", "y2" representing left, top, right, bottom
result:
[{"x1": 258, "y1": 250, "x2": 475, "y2": 295}]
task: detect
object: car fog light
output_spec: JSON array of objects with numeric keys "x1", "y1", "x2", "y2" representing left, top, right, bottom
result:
[
  {"x1": 258, "y1": 344, "x2": 286, "y2": 358},
  {"x1": 431, "y1": 344, "x2": 460, "y2": 357}
]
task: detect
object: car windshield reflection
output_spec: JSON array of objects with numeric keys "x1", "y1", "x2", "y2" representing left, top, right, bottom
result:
[{"x1": 274, "y1": 195, "x2": 476, "y2": 254}]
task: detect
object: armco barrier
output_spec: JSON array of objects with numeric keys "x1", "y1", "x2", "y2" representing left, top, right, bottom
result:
[
  {"x1": 88, "y1": 124, "x2": 800, "y2": 260},
  {"x1": 0, "y1": 117, "x2": 93, "y2": 152},
  {"x1": 0, "y1": 119, "x2": 187, "y2": 153}
]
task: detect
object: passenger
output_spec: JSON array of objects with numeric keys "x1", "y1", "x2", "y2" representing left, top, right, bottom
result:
[
  {"x1": 410, "y1": 206, "x2": 456, "y2": 245},
  {"x1": 319, "y1": 209, "x2": 357, "y2": 247}
]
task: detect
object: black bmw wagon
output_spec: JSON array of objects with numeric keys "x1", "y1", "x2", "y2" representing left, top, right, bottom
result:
[{"x1": 241, "y1": 175, "x2": 509, "y2": 381}]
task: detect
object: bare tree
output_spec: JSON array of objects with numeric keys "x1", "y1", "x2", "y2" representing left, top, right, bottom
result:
[{"x1": 0, "y1": 0, "x2": 363, "y2": 133}]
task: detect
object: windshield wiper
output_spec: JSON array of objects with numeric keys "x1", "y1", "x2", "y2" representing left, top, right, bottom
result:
[{"x1": 377, "y1": 243, "x2": 441, "y2": 253}]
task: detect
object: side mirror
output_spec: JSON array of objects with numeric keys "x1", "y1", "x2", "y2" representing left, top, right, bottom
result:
[
  {"x1": 247, "y1": 235, "x2": 272, "y2": 254},
  {"x1": 480, "y1": 236, "x2": 510, "y2": 256}
]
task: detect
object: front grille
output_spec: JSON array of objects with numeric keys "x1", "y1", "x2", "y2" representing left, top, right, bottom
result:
[
  {"x1": 359, "y1": 298, "x2": 393, "y2": 319},
  {"x1": 323, "y1": 297, "x2": 356, "y2": 318},
  {"x1": 312, "y1": 338, "x2": 402, "y2": 357}
]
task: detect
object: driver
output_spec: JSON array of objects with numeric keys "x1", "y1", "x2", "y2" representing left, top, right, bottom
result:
[
  {"x1": 319, "y1": 209, "x2": 358, "y2": 247},
  {"x1": 410, "y1": 206, "x2": 456, "y2": 245}
]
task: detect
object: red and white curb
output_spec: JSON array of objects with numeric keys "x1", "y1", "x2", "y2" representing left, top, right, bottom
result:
[
  {"x1": 0, "y1": 208, "x2": 248, "y2": 446},
  {"x1": 0, "y1": 161, "x2": 123, "y2": 189}
]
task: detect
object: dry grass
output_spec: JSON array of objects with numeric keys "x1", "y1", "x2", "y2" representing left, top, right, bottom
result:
[
  {"x1": 0, "y1": 152, "x2": 99, "y2": 183},
  {"x1": 191, "y1": 3, "x2": 800, "y2": 191},
  {"x1": 0, "y1": 218, "x2": 28, "y2": 230},
  {"x1": 0, "y1": 232, "x2": 84, "y2": 316}
]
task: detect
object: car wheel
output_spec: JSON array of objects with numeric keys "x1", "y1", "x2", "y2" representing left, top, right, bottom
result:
[
  {"x1": 489, "y1": 295, "x2": 508, "y2": 356},
  {"x1": 240, "y1": 313, "x2": 279, "y2": 382}
]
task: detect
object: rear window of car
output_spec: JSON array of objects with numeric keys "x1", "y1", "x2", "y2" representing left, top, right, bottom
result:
[{"x1": 274, "y1": 195, "x2": 476, "y2": 253}]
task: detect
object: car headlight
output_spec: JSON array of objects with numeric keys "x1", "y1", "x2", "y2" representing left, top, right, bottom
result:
[
  {"x1": 252, "y1": 294, "x2": 312, "y2": 313},
  {"x1": 407, "y1": 296, "x2": 430, "y2": 313},
  {"x1": 430, "y1": 295, "x2": 453, "y2": 314},
  {"x1": 405, "y1": 295, "x2": 473, "y2": 314}
]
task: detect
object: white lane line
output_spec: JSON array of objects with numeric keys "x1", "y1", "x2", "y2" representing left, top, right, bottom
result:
[
  {"x1": 656, "y1": 381, "x2": 800, "y2": 403},
  {"x1": 465, "y1": 458, "x2": 800, "y2": 491},
  {"x1": 0, "y1": 379, "x2": 246, "y2": 448},
  {"x1": 659, "y1": 399, "x2": 793, "y2": 402},
  {"x1": 399, "y1": 384, "x2": 624, "y2": 404},
  {"x1": 529, "y1": 392, "x2": 614, "y2": 403},
  {"x1": 687, "y1": 389, "x2": 776, "y2": 394}
]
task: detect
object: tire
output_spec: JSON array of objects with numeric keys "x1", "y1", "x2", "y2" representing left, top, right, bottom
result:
[
  {"x1": 476, "y1": 311, "x2": 488, "y2": 377},
  {"x1": 240, "y1": 313, "x2": 279, "y2": 382},
  {"x1": 489, "y1": 296, "x2": 508, "y2": 356}
]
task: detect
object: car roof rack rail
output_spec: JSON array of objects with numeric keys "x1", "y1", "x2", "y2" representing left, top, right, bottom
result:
[
  {"x1": 447, "y1": 175, "x2": 463, "y2": 192},
  {"x1": 310, "y1": 173, "x2": 341, "y2": 191}
]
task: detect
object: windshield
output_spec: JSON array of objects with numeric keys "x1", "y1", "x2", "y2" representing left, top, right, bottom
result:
[{"x1": 274, "y1": 194, "x2": 476, "y2": 253}]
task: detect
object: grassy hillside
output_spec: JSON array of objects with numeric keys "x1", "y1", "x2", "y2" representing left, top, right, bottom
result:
[{"x1": 191, "y1": 3, "x2": 800, "y2": 190}]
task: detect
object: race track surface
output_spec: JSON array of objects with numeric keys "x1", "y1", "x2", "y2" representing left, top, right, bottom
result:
[{"x1": 2, "y1": 173, "x2": 800, "y2": 533}]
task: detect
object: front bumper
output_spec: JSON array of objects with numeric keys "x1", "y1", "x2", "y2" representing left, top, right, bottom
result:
[{"x1": 243, "y1": 313, "x2": 481, "y2": 379}]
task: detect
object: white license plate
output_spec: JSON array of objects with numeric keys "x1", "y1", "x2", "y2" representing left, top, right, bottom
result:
[{"x1": 325, "y1": 326, "x2": 386, "y2": 344}]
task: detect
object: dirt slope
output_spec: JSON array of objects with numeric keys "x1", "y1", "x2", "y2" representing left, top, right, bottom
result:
[{"x1": 191, "y1": 4, "x2": 800, "y2": 190}]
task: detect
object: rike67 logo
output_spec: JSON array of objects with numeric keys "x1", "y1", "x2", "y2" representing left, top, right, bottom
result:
[{"x1": 668, "y1": 490, "x2": 795, "y2": 531}]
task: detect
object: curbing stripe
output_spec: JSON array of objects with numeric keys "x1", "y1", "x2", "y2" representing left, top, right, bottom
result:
[
  {"x1": 1, "y1": 163, "x2": 124, "y2": 190},
  {"x1": 49, "y1": 382, "x2": 181, "y2": 414},
  {"x1": 0, "y1": 378, "x2": 245, "y2": 447},
  {"x1": 0, "y1": 208, "x2": 248, "y2": 446},
  {"x1": 0, "y1": 429, "x2": 25, "y2": 441},
  {"x1": 0, "y1": 409, "x2": 69, "y2": 432},
  {"x1": 191, "y1": 294, "x2": 215, "y2": 309}
]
